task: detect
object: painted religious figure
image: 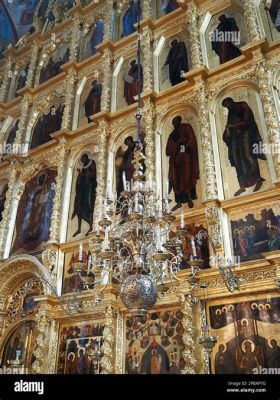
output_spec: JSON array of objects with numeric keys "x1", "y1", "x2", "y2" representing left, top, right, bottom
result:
[
  {"x1": 231, "y1": 206, "x2": 280, "y2": 262},
  {"x1": 115, "y1": 135, "x2": 145, "y2": 202},
  {"x1": 163, "y1": 40, "x2": 189, "y2": 86},
  {"x1": 265, "y1": 0, "x2": 280, "y2": 32},
  {"x1": 56, "y1": 322, "x2": 104, "y2": 374},
  {"x1": 3, "y1": 119, "x2": 19, "y2": 155},
  {"x1": 72, "y1": 153, "x2": 97, "y2": 237},
  {"x1": 211, "y1": 15, "x2": 242, "y2": 64},
  {"x1": 11, "y1": 169, "x2": 57, "y2": 254},
  {"x1": 39, "y1": 47, "x2": 70, "y2": 85},
  {"x1": 123, "y1": 60, "x2": 143, "y2": 105},
  {"x1": 63, "y1": 249, "x2": 94, "y2": 294},
  {"x1": 30, "y1": 104, "x2": 64, "y2": 149},
  {"x1": 83, "y1": 80, "x2": 102, "y2": 123},
  {"x1": 209, "y1": 297, "x2": 280, "y2": 374},
  {"x1": 161, "y1": 0, "x2": 179, "y2": 14},
  {"x1": 125, "y1": 309, "x2": 185, "y2": 374},
  {"x1": 0, "y1": 182, "x2": 8, "y2": 222},
  {"x1": 222, "y1": 98, "x2": 266, "y2": 197},
  {"x1": 166, "y1": 116, "x2": 199, "y2": 211},
  {"x1": 121, "y1": 0, "x2": 141, "y2": 38},
  {"x1": 88, "y1": 20, "x2": 104, "y2": 57},
  {"x1": 15, "y1": 64, "x2": 29, "y2": 94}
]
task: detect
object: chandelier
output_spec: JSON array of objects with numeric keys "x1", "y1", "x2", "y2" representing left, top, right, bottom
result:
[{"x1": 85, "y1": 0, "x2": 239, "y2": 316}]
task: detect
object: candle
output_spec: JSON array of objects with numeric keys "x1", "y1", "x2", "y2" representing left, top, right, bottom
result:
[
  {"x1": 166, "y1": 179, "x2": 169, "y2": 198},
  {"x1": 122, "y1": 171, "x2": 126, "y2": 191},
  {"x1": 79, "y1": 243, "x2": 83, "y2": 262},
  {"x1": 134, "y1": 194, "x2": 138, "y2": 212},
  {"x1": 87, "y1": 252, "x2": 92, "y2": 274},
  {"x1": 156, "y1": 226, "x2": 162, "y2": 251},
  {"x1": 180, "y1": 212, "x2": 185, "y2": 229},
  {"x1": 191, "y1": 236, "x2": 197, "y2": 258}
]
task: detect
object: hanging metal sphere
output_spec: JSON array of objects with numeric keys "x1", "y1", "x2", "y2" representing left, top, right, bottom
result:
[{"x1": 120, "y1": 274, "x2": 157, "y2": 317}]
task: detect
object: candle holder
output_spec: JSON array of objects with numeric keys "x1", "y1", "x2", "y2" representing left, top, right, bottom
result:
[{"x1": 199, "y1": 327, "x2": 217, "y2": 354}]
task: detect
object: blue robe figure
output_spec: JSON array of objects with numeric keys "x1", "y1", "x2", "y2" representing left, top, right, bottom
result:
[
  {"x1": 121, "y1": 0, "x2": 141, "y2": 38},
  {"x1": 161, "y1": 0, "x2": 179, "y2": 14},
  {"x1": 90, "y1": 20, "x2": 104, "y2": 56}
]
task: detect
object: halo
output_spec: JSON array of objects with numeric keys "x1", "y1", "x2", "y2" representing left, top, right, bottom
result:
[
  {"x1": 168, "y1": 36, "x2": 180, "y2": 47},
  {"x1": 228, "y1": 305, "x2": 234, "y2": 311},
  {"x1": 251, "y1": 303, "x2": 258, "y2": 310},
  {"x1": 77, "y1": 151, "x2": 92, "y2": 167},
  {"x1": 241, "y1": 340, "x2": 255, "y2": 353},
  {"x1": 265, "y1": 304, "x2": 271, "y2": 310},
  {"x1": 241, "y1": 318, "x2": 249, "y2": 327},
  {"x1": 222, "y1": 306, "x2": 227, "y2": 313},
  {"x1": 268, "y1": 338, "x2": 279, "y2": 348},
  {"x1": 67, "y1": 352, "x2": 75, "y2": 361},
  {"x1": 258, "y1": 304, "x2": 264, "y2": 310},
  {"x1": 215, "y1": 309, "x2": 221, "y2": 316}
]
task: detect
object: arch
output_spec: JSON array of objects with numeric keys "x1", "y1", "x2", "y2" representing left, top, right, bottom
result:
[
  {"x1": 155, "y1": 104, "x2": 204, "y2": 205},
  {"x1": 208, "y1": 79, "x2": 275, "y2": 200}
]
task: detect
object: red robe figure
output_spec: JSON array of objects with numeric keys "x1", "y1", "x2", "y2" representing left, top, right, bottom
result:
[
  {"x1": 166, "y1": 116, "x2": 199, "y2": 211},
  {"x1": 124, "y1": 60, "x2": 143, "y2": 105},
  {"x1": 83, "y1": 80, "x2": 102, "y2": 123}
]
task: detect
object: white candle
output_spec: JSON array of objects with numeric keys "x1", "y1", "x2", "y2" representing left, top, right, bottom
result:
[
  {"x1": 122, "y1": 171, "x2": 126, "y2": 191},
  {"x1": 156, "y1": 226, "x2": 162, "y2": 251},
  {"x1": 191, "y1": 236, "x2": 197, "y2": 258},
  {"x1": 166, "y1": 179, "x2": 169, "y2": 198},
  {"x1": 180, "y1": 212, "x2": 185, "y2": 229},
  {"x1": 87, "y1": 252, "x2": 92, "y2": 274},
  {"x1": 134, "y1": 194, "x2": 138, "y2": 212},
  {"x1": 79, "y1": 243, "x2": 83, "y2": 262}
]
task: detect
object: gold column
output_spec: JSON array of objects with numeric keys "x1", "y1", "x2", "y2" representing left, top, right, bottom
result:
[
  {"x1": 101, "y1": 49, "x2": 113, "y2": 113},
  {"x1": 187, "y1": 1, "x2": 203, "y2": 69},
  {"x1": 257, "y1": 63, "x2": 280, "y2": 181},
  {"x1": 49, "y1": 138, "x2": 68, "y2": 243},
  {"x1": 25, "y1": 41, "x2": 39, "y2": 87},
  {"x1": 101, "y1": 305, "x2": 115, "y2": 374},
  {"x1": 115, "y1": 310, "x2": 124, "y2": 374},
  {"x1": 62, "y1": 69, "x2": 77, "y2": 130},
  {"x1": 103, "y1": 0, "x2": 114, "y2": 41},
  {"x1": 205, "y1": 203, "x2": 224, "y2": 251},
  {"x1": 69, "y1": 17, "x2": 81, "y2": 62},
  {"x1": 14, "y1": 95, "x2": 31, "y2": 148},
  {"x1": 142, "y1": 26, "x2": 153, "y2": 93},
  {"x1": 142, "y1": 0, "x2": 152, "y2": 19},
  {"x1": 199, "y1": 300, "x2": 210, "y2": 374},
  {"x1": 143, "y1": 100, "x2": 156, "y2": 181},
  {"x1": 242, "y1": 0, "x2": 262, "y2": 42},
  {"x1": 47, "y1": 319, "x2": 59, "y2": 374},
  {"x1": 0, "y1": 164, "x2": 17, "y2": 258},
  {"x1": 31, "y1": 312, "x2": 51, "y2": 374},
  {"x1": 180, "y1": 293, "x2": 196, "y2": 374},
  {"x1": 0, "y1": 55, "x2": 13, "y2": 102},
  {"x1": 94, "y1": 120, "x2": 108, "y2": 225},
  {"x1": 195, "y1": 85, "x2": 218, "y2": 200}
]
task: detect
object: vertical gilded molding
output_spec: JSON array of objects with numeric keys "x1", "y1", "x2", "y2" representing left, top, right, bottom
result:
[
  {"x1": 101, "y1": 305, "x2": 114, "y2": 374},
  {"x1": 0, "y1": 164, "x2": 17, "y2": 257},
  {"x1": 25, "y1": 41, "x2": 39, "y2": 87},
  {"x1": 0, "y1": 56, "x2": 13, "y2": 102},
  {"x1": 199, "y1": 300, "x2": 210, "y2": 374},
  {"x1": 187, "y1": 1, "x2": 203, "y2": 69},
  {"x1": 205, "y1": 204, "x2": 224, "y2": 251},
  {"x1": 14, "y1": 95, "x2": 31, "y2": 147},
  {"x1": 142, "y1": 27, "x2": 153, "y2": 92},
  {"x1": 49, "y1": 138, "x2": 68, "y2": 243},
  {"x1": 115, "y1": 310, "x2": 124, "y2": 374},
  {"x1": 94, "y1": 120, "x2": 107, "y2": 225},
  {"x1": 101, "y1": 49, "x2": 113, "y2": 113},
  {"x1": 143, "y1": 0, "x2": 152, "y2": 19},
  {"x1": 181, "y1": 294, "x2": 196, "y2": 374},
  {"x1": 242, "y1": 0, "x2": 261, "y2": 42},
  {"x1": 103, "y1": 0, "x2": 114, "y2": 41},
  {"x1": 31, "y1": 312, "x2": 51, "y2": 374},
  {"x1": 47, "y1": 319, "x2": 59, "y2": 374},
  {"x1": 195, "y1": 85, "x2": 218, "y2": 200},
  {"x1": 257, "y1": 63, "x2": 280, "y2": 181},
  {"x1": 69, "y1": 17, "x2": 81, "y2": 62},
  {"x1": 62, "y1": 69, "x2": 77, "y2": 130},
  {"x1": 143, "y1": 100, "x2": 155, "y2": 181}
]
